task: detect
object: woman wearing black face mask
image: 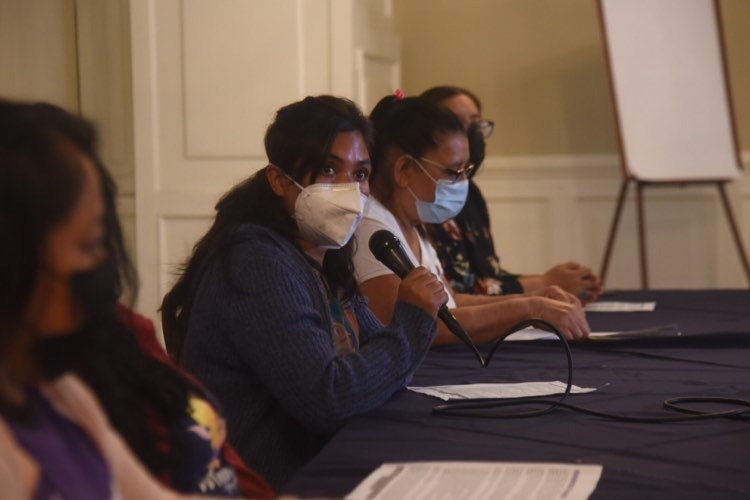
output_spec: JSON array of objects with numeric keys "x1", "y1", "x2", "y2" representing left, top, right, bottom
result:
[
  {"x1": 0, "y1": 99, "x2": 272, "y2": 498},
  {"x1": 420, "y1": 85, "x2": 603, "y2": 303}
]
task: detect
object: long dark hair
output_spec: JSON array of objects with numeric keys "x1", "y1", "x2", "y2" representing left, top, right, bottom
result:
[
  {"x1": 0, "y1": 100, "x2": 135, "y2": 340},
  {"x1": 368, "y1": 95, "x2": 464, "y2": 202},
  {"x1": 0, "y1": 99, "x2": 192, "y2": 476},
  {"x1": 161, "y1": 95, "x2": 372, "y2": 361}
]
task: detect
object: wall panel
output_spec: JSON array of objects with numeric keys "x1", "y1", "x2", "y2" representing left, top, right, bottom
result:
[
  {"x1": 181, "y1": 0, "x2": 299, "y2": 158},
  {"x1": 158, "y1": 215, "x2": 213, "y2": 300},
  {"x1": 483, "y1": 197, "x2": 551, "y2": 273},
  {"x1": 475, "y1": 154, "x2": 750, "y2": 290}
]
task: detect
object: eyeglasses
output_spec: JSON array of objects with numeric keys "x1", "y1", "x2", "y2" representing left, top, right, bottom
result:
[
  {"x1": 475, "y1": 119, "x2": 494, "y2": 139},
  {"x1": 415, "y1": 157, "x2": 476, "y2": 184}
]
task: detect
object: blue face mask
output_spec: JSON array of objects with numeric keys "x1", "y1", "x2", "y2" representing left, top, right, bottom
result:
[{"x1": 408, "y1": 159, "x2": 469, "y2": 223}]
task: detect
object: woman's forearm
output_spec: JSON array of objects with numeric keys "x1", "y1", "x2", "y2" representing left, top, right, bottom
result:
[{"x1": 434, "y1": 297, "x2": 537, "y2": 345}]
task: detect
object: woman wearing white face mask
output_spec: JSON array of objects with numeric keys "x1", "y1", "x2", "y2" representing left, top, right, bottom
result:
[
  {"x1": 161, "y1": 96, "x2": 447, "y2": 491},
  {"x1": 353, "y1": 94, "x2": 591, "y2": 346},
  {"x1": 285, "y1": 177, "x2": 368, "y2": 249}
]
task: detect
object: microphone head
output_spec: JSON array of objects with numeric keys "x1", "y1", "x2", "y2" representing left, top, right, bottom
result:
[
  {"x1": 369, "y1": 230, "x2": 481, "y2": 364},
  {"x1": 368, "y1": 229, "x2": 402, "y2": 260},
  {"x1": 368, "y1": 229, "x2": 413, "y2": 278}
]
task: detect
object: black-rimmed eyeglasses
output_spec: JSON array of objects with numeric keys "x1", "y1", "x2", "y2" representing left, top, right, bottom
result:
[{"x1": 416, "y1": 157, "x2": 476, "y2": 184}]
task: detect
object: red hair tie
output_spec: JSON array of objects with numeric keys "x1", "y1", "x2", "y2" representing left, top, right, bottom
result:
[{"x1": 394, "y1": 89, "x2": 406, "y2": 100}]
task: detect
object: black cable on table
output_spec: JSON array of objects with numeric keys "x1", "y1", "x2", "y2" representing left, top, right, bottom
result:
[{"x1": 434, "y1": 319, "x2": 750, "y2": 423}]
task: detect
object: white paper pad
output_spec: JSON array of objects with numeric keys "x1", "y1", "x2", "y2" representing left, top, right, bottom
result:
[
  {"x1": 407, "y1": 381, "x2": 596, "y2": 401},
  {"x1": 346, "y1": 461, "x2": 603, "y2": 500},
  {"x1": 584, "y1": 301, "x2": 656, "y2": 312}
]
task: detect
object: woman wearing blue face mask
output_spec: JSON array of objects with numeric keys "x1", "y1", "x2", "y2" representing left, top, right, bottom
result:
[
  {"x1": 352, "y1": 94, "x2": 591, "y2": 346},
  {"x1": 160, "y1": 95, "x2": 447, "y2": 491}
]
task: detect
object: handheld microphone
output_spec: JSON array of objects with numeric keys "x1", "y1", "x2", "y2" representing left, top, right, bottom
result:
[{"x1": 368, "y1": 229, "x2": 485, "y2": 366}]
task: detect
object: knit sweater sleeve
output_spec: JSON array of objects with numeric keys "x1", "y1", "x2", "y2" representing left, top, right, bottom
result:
[
  {"x1": 218, "y1": 235, "x2": 437, "y2": 434},
  {"x1": 352, "y1": 295, "x2": 436, "y2": 386}
]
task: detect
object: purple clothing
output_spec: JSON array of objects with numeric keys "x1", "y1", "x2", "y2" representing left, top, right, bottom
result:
[{"x1": 5, "y1": 387, "x2": 111, "y2": 499}]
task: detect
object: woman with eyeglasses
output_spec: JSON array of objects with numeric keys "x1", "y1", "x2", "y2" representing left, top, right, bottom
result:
[
  {"x1": 421, "y1": 85, "x2": 603, "y2": 303},
  {"x1": 352, "y1": 94, "x2": 590, "y2": 345}
]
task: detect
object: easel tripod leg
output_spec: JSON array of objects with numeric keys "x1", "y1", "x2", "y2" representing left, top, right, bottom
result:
[
  {"x1": 636, "y1": 182, "x2": 648, "y2": 289},
  {"x1": 717, "y1": 182, "x2": 750, "y2": 286},
  {"x1": 600, "y1": 180, "x2": 629, "y2": 285}
]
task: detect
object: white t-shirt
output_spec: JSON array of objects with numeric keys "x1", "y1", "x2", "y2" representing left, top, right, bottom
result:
[{"x1": 353, "y1": 197, "x2": 457, "y2": 308}]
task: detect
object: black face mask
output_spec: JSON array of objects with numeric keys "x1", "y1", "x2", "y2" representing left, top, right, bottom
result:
[
  {"x1": 70, "y1": 257, "x2": 120, "y2": 324},
  {"x1": 33, "y1": 259, "x2": 120, "y2": 379},
  {"x1": 467, "y1": 123, "x2": 486, "y2": 178}
]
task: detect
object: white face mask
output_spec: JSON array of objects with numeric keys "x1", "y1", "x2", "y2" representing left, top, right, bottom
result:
[{"x1": 289, "y1": 178, "x2": 368, "y2": 249}]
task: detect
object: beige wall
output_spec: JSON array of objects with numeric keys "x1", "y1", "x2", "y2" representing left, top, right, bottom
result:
[
  {"x1": 0, "y1": 0, "x2": 79, "y2": 110},
  {"x1": 721, "y1": 0, "x2": 750, "y2": 158},
  {"x1": 394, "y1": 0, "x2": 749, "y2": 159}
]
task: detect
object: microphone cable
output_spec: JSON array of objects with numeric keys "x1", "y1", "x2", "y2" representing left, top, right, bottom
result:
[
  {"x1": 440, "y1": 308, "x2": 486, "y2": 368},
  {"x1": 438, "y1": 318, "x2": 575, "y2": 418},
  {"x1": 433, "y1": 319, "x2": 750, "y2": 423}
]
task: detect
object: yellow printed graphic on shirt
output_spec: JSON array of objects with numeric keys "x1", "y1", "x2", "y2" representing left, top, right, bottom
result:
[{"x1": 187, "y1": 396, "x2": 226, "y2": 452}]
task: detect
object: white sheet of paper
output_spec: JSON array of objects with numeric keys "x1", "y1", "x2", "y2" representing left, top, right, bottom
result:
[
  {"x1": 503, "y1": 324, "x2": 680, "y2": 341},
  {"x1": 503, "y1": 328, "x2": 610, "y2": 341},
  {"x1": 584, "y1": 301, "x2": 656, "y2": 312},
  {"x1": 503, "y1": 328, "x2": 560, "y2": 341},
  {"x1": 346, "y1": 461, "x2": 603, "y2": 500},
  {"x1": 407, "y1": 381, "x2": 596, "y2": 401}
]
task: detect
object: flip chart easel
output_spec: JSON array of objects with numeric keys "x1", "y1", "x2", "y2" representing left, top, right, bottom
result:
[{"x1": 597, "y1": 0, "x2": 750, "y2": 288}]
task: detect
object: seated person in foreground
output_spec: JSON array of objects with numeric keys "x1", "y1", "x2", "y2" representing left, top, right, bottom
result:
[{"x1": 0, "y1": 99, "x2": 269, "y2": 498}]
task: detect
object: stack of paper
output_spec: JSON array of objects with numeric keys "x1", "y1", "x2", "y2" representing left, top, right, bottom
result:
[{"x1": 346, "y1": 462, "x2": 602, "y2": 500}]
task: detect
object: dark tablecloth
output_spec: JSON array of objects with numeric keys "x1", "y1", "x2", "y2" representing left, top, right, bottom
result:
[{"x1": 284, "y1": 290, "x2": 750, "y2": 499}]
